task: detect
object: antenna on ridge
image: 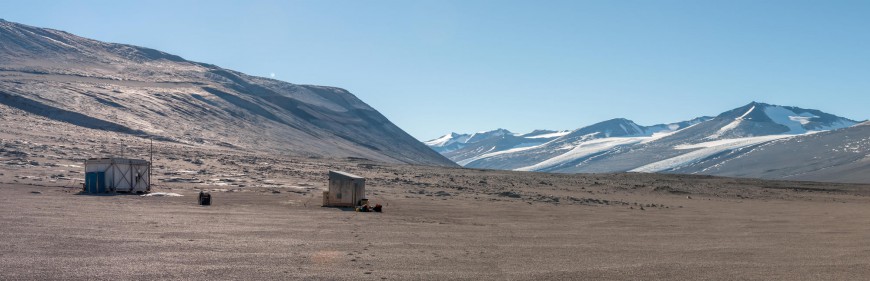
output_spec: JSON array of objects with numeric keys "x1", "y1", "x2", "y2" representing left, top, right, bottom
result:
[{"x1": 150, "y1": 137, "x2": 153, "y2": 191}]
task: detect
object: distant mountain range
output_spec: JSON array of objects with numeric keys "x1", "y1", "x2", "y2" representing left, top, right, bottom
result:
[
  {"x1": 0, "y1": 19, "x2": 455, "y2": 166},
  {"x1": 2, "y1": 19, "x2": 864, "y2": 182},
  {"x1": 427, "y1": 102, "x2": 869, "y2": 183}
]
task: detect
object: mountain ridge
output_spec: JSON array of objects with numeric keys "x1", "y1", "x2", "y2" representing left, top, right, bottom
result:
[
  {"x1": 0, "y1": 19, "x2": 456, "y2": 166},
  {"x1": 427, "y1": 102, "x2": 867, "y2": 182}
]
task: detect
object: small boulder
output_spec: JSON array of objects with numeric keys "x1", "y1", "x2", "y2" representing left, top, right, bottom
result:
[{"x1": 498, "y1": 191, "x2": 521, "y2": 198}]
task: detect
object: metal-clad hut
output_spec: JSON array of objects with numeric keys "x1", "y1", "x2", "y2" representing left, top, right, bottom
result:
[
  {"x1": 322, "y1": 170, "x2": 365, "y2": 207},
  {"x1": 84, "y1": 158, "x2": 151, "y2": 193}
]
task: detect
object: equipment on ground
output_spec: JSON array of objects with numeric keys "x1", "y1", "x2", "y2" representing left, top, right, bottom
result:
[{"x1": 199, "y1": 191, "x2": 211, "y2": 206}]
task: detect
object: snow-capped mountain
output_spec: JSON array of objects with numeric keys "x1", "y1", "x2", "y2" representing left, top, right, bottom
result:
[
  {"x1": 424, "y1": 132, "x2": 472, "y2": 153},
  {"x1": 545, "y1": 117, "x2": 713, "y2": 149},
  {"x1": 424, "y1": 129, "x2": 569, "y2": 163},
  {"x1": 424, "y1": 129, "x2": 516, "y2": 154},
  {"x1": 625, "y1": 102, "x2": 858, "y2": 173},
  {"x1": 520, "y1": 130, "x2": 570, "y2": 138},
  {"x1": 705, "y1": 102, "x2": 855, "y2": 139},
  {"x1": 434, "y1": 117, "x2": 711, "y2": 170},
  {"x1": 427, "y1": 102, "x2": 866, "y2": 183},
  {"x1": 660, "y1": 121, "x2": 870, "y2": 183},
  {"x1": 0, "y1": 19, "x2": 455, "y2": 166}
]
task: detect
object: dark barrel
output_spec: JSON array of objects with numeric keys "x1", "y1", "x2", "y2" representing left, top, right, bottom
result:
[{"x1": 199, "y1": 191, "x2": 211, "y2": 206}]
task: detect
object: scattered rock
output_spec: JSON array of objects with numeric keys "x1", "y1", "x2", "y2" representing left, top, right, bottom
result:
[
  {"x1": 497, "y1": 191, "x2": 521, "y2": 198},
  {"x1": 657, "y1": 186, "x2": 690, "y2": 195}
]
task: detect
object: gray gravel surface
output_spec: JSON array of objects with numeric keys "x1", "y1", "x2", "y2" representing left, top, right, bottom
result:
[{"x1": 3, "y1": 164, "x2": 870, "y2": 280}]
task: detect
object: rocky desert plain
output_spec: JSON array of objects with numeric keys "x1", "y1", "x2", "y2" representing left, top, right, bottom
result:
[{"x1": 3, "y1": 108, "x2": 870, "y2": 280}]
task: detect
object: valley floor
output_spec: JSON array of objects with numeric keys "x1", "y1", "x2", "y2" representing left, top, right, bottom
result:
[{"x1": 2, "y1": 157, "x2": 870, "y2": 280}]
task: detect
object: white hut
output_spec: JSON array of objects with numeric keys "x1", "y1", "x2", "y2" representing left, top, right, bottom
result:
[
  {"x1": 84, "y1": 158, "x2": 151, "y2": 193},
  {"x1": 322, "y1": 170, "x2": 365, "y2": 207}
]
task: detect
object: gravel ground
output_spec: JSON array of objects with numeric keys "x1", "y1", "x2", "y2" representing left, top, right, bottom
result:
[{"x1": 3, "y1": 162, "x2": 870, "y2": 280}]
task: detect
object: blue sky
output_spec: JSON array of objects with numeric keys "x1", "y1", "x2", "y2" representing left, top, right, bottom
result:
[{"x1": 3, "y1": 0, "x2": 868, "y2": 140}]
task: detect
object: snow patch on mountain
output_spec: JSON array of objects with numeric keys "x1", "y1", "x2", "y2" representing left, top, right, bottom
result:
[
  {"x1": 708, "y1": 105, "x2": 755, "y2": 139},
  {"x1": 524, "y1": 130, "x2": 570, "y2": 139},
  {"x1": 424, "y1": 133, "x2": 467, "y2": 147},
  {"x1": 515, "y1": 137, "x2": 644, "y2": 172},
  {"x1": 457, "y1": 143, "x2": 545, "y2": 166},
  {"x1": 466, "y1": 129, "x2": 511, "y2": 143},
  {"x1": 641, "y1": 122, "x2": 704, "y2": 144},
  {"x1": 763, "y1": 106, "x2": 815, "y2": 134},
  {"x1": 630, "y1": 135, "x2": 793, "y2": 173}
]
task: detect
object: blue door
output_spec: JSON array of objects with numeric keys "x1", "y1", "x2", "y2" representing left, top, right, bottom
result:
[
  {"x1": 96, "y1": 172, "x2": 106, "y2": 193},
  {"x1": 85, "y1": 172, "x2": 95, "y2": 193},
  {"x1": 85, "y1": 172, "x2": 106, "y2": 193}
]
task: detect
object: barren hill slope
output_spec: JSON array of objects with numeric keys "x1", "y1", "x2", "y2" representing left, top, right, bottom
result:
[{"x1": 0, "y1": 19, "x2": 454, "y2": 166}]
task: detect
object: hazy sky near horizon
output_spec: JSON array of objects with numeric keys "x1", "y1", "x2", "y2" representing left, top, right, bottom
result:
[{"x1": 3, "y1": 0, "x2": 869, "y2": 140}]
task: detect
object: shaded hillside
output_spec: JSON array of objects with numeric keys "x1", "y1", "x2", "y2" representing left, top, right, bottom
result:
[{"x1": 0, "y1": 19, "x2": 454, "y2": 166}]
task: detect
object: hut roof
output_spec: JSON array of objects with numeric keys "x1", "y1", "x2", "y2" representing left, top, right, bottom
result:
[
  {"x1": 329, "y1": 170, "x2": 364, "y2": 179},
  {"x1": 85, "y1": 158, "x2": 150, "y2": 165}
]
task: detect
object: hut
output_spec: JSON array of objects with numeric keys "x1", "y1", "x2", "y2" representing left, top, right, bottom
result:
[
  {"x1": 84, "y1": 158, "x2": 151, "y2": 194},
  {"x1": 322, "y1": 170, "x2": 365, "y2": 207}
]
